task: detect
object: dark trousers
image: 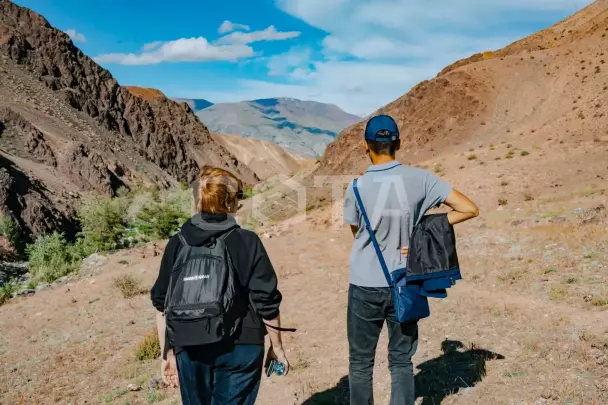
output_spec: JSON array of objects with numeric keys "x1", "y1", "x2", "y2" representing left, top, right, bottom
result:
[
  {"x1": 348, "y1": 284, "x2": 419, "y2": 405},
  {"x1": 176, "y1": 342, "x2": 264, "y2": 405}
]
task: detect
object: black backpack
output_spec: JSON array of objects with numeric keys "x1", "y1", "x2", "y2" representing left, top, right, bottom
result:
[{"x1": 164, "y1": 228, "x2": 242, "y2": 348}]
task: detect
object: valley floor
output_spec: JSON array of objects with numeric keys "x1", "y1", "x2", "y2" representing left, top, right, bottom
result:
[{"x1": 1, "y1": 191, "x2": 607, "y2": 404}]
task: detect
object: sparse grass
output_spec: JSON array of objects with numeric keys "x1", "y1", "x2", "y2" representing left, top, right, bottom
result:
[
  {"x1": 135, "y1": 328, "x2": 161, "y2": 361},
  {"x1": 583, "y1": 253, "x2": 593, "y2": 259},
  {"x1": 520, "y1": 150, "x2": 530, "y2": 156},
  {"x1": 543, "y1": 268, "x2": 557, "y2": 275},
  {"x1": 549, "y1": 284, "x2": 568, "y2": 300},
  {"x1": 434, "y1": 164, "x2": 444, "y2": 174},
  {"x1": 591, "y1": 296, "x2": 608, "y2": 307},
  {"x1": 498, "y1": 270, "x2": 526, "y2": 283},
  {"x1": 524, "y1": 192, "x2": 534, "y2": 201},
  {"x1": 147, "y1": 389, "x2": 167, "y2": 404},
  {"x1": 504, "y1": 371, "x2": 528, "y2": 378},
  {"x1": 113, "y1": 274, "x2": 147, "y2": 299},
  {"x1": 498, "y1": 198, "x2": 508, "y2": 206},
  {"x1": 580, "y1": 186, "x2": 604, "y2": 198},
  {"x1": 119, "y1": 260, "x2": 129, "y2": 265},
  {"x1": 468, "y1": 154, "x2": 477, "y2": 161},
  {"x1": 564, "y1": 276, "x2": 578, "y2": 284},
  {"x1": 102, "y1": 388, "x2": 128, "y2": 403},
  {"x1": 293, "y1": 356, "x2": 311, "y2": 371}
]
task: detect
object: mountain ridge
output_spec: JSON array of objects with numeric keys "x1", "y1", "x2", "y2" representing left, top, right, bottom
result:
[{"x1": 197, "y1": 97, "x2": 361, "y2": 157}]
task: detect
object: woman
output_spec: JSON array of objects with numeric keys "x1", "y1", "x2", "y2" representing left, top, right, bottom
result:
[{"x1": 151, "y1": 165, "x2": 288, "y2": 405}]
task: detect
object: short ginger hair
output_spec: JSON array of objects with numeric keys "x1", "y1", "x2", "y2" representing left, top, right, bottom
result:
[{"x1": 194, "y1": 166, "x2": 243, "y2": 214}]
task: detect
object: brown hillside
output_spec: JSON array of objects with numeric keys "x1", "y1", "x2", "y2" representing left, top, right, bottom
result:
[
  {"x1": 318, "y1": 0, "x2": 608, "y2": 176},
  {"x1": 211, "y1": 132, "x2": 312, "y2": 181},
  {"x1": 0, "y1": 0, "x2": 257, "y2": 238},
  {"x1": 124, "y1": 86, "x2": 166, "y2": 102}
]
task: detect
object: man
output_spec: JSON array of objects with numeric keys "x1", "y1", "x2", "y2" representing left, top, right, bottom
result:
[{"x1": 343, "y1": 114, "x2": 479, "y2": 405}]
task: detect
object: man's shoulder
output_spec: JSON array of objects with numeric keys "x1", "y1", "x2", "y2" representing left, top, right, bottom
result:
[{"x1": 362, "y1": 163, "x2": 428, "y2": 180}]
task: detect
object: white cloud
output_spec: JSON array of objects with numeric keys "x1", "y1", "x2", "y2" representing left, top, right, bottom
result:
[
  {"x1": 94, "y1": 37, "x2": 254, "y2": 65},
  {"x1": 200, "y1": 60, "x2": 438, "y2": 115},
  {"x1": 218, "y1": 20, "x2": 251, "y2": 34},
  {"x1": 217, "y1": 25, "x2": 301, "y2": 45},
  {"x1": 265, "y1": 0, "x2": 592, "y2": 113},
  {"x1": 65, "y1": 28, "x2": 86, "y2": 43},
  {"x1": 267, "y1": 47, "x2": 312, "y2": 76},
  {"x1": 142, "y1": 41, "x2": 163, "y2": 51}
]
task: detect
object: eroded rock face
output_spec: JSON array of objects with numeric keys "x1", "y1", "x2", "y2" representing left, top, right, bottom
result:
[
  {"x1": 0, "y1": 154, "x2": 76, "y2": 241},
  {"x1": 63, "y1": 143, "x2": 124, "y2": 196},
  {"x1": 0, "y1": 106, "x2": 57, "y2": 166}
]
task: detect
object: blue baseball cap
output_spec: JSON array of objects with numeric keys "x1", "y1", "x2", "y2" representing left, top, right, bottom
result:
[{"x1": 364, "y1": 114, "x2": 400, "y2": 142}]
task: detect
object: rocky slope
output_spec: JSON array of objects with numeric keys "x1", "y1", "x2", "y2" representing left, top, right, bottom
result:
[
  {"x1": 0, "y1": 0, "x2": 256, "y2": 239},
  {"x1": 197, "y1": 98, "x2": 360, "y2": 157},
  {"x1": 318, "y1": 0, "x2": 608, "y2": 176},
  {"x1": 211, "y1": 132, "x2": 312, "y2": 181}
]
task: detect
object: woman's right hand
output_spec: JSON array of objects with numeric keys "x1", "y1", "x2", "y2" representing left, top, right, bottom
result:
[
  {"x1": 161, "y1": 350, "x2": 179, "y2": 388},
  {"x1": 265, "y1": 345, "x2": 290, "y2": 376}
]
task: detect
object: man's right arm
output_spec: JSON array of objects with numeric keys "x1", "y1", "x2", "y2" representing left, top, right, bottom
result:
[{"x1": 443, "y1": 189, "x2": 479, "y2": 225}]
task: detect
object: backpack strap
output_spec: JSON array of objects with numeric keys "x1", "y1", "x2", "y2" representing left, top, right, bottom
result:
[
  {"x1": 177, "y1": 231, "x2": 188, "y2": 246},
  {"x1": 352, "y1": 178, "x2": 393, "y2": 287}
]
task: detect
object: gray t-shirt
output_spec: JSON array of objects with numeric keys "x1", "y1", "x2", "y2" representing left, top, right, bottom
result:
[{"x1": 344, "y1": 161, "x2": 453, "y2": 287}]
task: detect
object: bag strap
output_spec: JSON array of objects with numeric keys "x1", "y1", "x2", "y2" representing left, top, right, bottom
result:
[
  {"x1": 264, "y1": 323, "x2": 297, "y2": 333},
  {"x1": 352, "y1": 178, "x2": 393, "y2": 287}
]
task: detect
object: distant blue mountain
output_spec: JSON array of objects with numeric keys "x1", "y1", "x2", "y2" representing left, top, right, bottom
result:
[
  {"x1": 173, "y1": 98, "x2": 214, "y2": 111},
  {"x1": 196, "y1": 98, "x2": 361, "y2": 157}
]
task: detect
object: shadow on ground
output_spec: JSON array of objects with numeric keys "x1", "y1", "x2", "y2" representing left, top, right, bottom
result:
[
  {"x1": 301, "y1": 340, "x2": 504, "y2": 405},
  {"x1": 301, "y1": 375, "x2": 349, "y2": 405},
  {"x1": 415, "y1": 340, "x2": 505, "y2": 404}
]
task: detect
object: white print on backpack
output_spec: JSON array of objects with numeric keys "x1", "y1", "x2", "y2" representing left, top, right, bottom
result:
[{"x1": 183, "y1": 275, "x2": 210, "y2": 281}]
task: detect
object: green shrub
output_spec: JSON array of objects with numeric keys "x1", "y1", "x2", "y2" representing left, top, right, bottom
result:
[
  {"x1": 135, "y1": 201, "x2": 190, "y2": 240},
  {"x1": 136, "y1": 328, "x2": 161, "y2": 361},
  {"x1": 113, "y1": 274, "x2": 146, "y2": 298},
  {"x1": 77, "y1": 196, "x2": 129, "y2": 251},
  {"x1": 26, "y1": 233, "x2": 89, "y2": 282},
  {"x1": 242, "y1": 185, "x2": 257, "y2": 199},
  {"x1": 0, "y1": 216, "x2": 22, "y2": 257},
  {"x1": 0, "y1": 284, "x2": 15, "y2": 306}
]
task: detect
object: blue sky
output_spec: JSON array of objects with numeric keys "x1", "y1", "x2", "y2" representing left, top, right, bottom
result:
[{"x1": 15, "y1": 0, "x2": 592, "y2": 115}]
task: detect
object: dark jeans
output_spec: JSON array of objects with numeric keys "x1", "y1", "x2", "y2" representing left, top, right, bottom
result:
[
  {"x1": 348, "y1": 284, "x2": 419, "y2": 405},
  {"x1": 176, "y1": 342, "x2": 264, "y2": 405}
]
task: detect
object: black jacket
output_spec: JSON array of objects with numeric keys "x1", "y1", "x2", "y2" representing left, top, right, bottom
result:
[
  {"x1": 150, "y1": 213, "x2": 282, "y2": 349},
  {"x1": 406, "y1": 213, "x2": 461, "y2": 298}
]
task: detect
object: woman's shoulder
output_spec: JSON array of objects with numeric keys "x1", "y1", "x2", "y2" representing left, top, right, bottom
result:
[{"x1": 231, "y1": 227, "x2": 262, "y2": 243}]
